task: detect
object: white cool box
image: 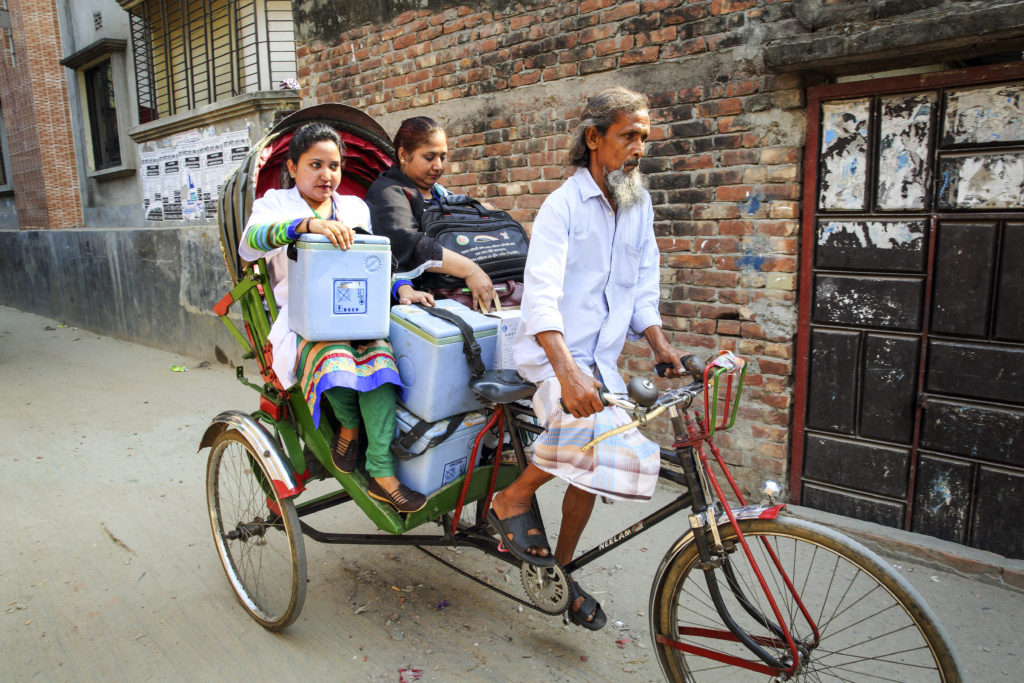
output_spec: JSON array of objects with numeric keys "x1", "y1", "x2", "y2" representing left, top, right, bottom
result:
[
  {"x1": 394, "y1": 407, "x2": 489, "y2": 495},
  {"x1": 288, "y1": 233, "x2": 392, "y2": 341},
  {"x1": 389, "y1": 299, "x2": 499, "y2": 422},
  {"x1": 389, "y1": 301, "x2": 523, "y2": 495}
]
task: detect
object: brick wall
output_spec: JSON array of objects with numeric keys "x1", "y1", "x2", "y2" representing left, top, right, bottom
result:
[
  {"x1": 0, "y1": 0, "x2": 82, "y2": 229},
  {"x1": 295, "y1": 0, "x2": 806, "y2": 493}
]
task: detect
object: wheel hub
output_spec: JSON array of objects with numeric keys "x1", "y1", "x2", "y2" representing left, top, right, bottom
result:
[{"x1": 227, "y1": 518, "x2": 268, "y2": 541}]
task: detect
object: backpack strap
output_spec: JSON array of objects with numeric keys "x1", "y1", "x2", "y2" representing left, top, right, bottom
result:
[
  {"x1": 391, "y1": 412, "x2": 469, "y2": 460},
  {"x1": 414, "y1": 303, "x2": 485, "y2": 378}
]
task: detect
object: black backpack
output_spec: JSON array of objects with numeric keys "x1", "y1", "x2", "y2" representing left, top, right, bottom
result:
[{"x1": 417, "y1": 194, "x2": 529, "y2": 290}]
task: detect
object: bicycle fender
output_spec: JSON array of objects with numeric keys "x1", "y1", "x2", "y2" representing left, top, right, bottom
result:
[{"x1": 198, "y1": 410, "x2": 305, "y2": 499}]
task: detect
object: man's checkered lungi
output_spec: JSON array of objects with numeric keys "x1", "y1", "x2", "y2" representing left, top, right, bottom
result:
[{"x1": 530, "y1": 376, "x2": 661, "y2": 501}]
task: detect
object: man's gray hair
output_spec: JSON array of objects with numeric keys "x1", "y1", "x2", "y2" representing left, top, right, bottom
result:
[{"x1": 569, "y1": 86, "x2": 650, "y2": 167}]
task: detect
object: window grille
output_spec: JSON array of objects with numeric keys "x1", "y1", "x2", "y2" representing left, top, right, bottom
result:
[
  {"x1": 0, "y1": 106, "x2": 8, "y2": 188},
  {"x1": 84, "y1": 60, "x2": 122, "y2": 170},
  {"x1": 1, "y1": 26, "x2": 15, "y2": 68},
  {"x1": 126, "y1": 0, "x2": 296, "y2": 122}
]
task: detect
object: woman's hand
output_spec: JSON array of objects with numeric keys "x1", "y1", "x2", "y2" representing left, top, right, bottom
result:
[
  {"x1": 465, "y1": 265, "x2": 496, "y2": 313},
  {"x1": 397, "y1": 284, "x2": 434, "y2": 306},
  {"x1": 305, "y1": 218, "x2": 355, "y2": 250}
]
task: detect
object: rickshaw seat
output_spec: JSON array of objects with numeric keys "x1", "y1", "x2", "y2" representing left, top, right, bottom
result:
[{"x1": 470, "y1": 370, "x2": 535, "y2": 404}]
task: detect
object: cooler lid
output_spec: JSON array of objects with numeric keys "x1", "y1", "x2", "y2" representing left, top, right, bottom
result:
[
  {"x1": 296, "y1": 233, "x2": 390, "y2": 249},
  {"x1": 390, "y1": 299, "x2": 497, "y2": 343}
]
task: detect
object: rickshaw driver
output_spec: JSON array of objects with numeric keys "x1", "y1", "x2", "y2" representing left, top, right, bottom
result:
[{"x1": 488, "y1": 86, "x2": 687, "y2": 631}]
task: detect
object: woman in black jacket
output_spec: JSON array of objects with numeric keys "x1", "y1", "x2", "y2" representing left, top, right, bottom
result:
[{"x1": 365, "y1": 116, "x2": 496, "y2": 311}]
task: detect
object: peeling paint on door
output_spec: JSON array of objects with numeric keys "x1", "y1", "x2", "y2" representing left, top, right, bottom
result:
[
  {"x1": 943, "y1": 84, "x2": 1024, "y2": 145},
  {"x1": 816, "y1": 220, "x2": 926, "y2": 272},
  {"x1": 937, "y1": 152, "x2": 1024, "y2": 209},
  {"x1": 877, "y1": 92, "x2": 934, "y2": 210},
  {"x1": 819, "y1": 98, "x2": 870, "y2": 210},
  {"x1": 818, "y1": 220, "x2": 923, "y2": 249}
]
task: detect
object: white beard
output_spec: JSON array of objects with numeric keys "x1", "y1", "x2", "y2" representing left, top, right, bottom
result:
[{"x1": 606, "y1": 164, "x2": 647, "y2": 209}]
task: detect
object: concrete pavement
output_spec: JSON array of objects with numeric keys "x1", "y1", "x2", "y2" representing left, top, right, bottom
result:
[{"x1": 1, "y1": 304, "x2": 1021, "y2": 681}]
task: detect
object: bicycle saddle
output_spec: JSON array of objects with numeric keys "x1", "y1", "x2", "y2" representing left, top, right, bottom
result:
[{"x1": 470, "y1": 369, "x2": 535, "y2": 404}]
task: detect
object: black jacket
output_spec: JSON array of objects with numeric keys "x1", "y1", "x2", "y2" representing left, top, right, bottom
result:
[{"x1": 364, "y1": 165, "x2": 444, "y2": 276}]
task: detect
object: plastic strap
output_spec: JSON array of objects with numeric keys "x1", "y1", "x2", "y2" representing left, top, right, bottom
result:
[
  {"x1": 391, "y1": 412, "x2": 468, "y2": 460},
  {"x1": 414, "y1": 303, "x2": 485, "y2": 377}
]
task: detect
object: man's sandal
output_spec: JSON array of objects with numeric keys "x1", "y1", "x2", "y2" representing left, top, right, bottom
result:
[
  {"x1": 331, "y1": 431, "x2": 359, "y2": 474},
  {"x1": 486, "y1": 508, "x2": 557, "y2": 568},
  {"x1": 567, "y1": 580, "x2": 607, "y2": 631}
]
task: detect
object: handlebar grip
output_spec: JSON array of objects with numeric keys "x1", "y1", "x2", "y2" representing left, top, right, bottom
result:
[
  {"x1": 559, "y1": 388, "x2": 610, "y2": 413},
  {"x1": 656, "y1": 355, "x2": 706, "y2": 383},
  {"x1": 682, "y1": 354, "x2": 706, "y2": 382}
]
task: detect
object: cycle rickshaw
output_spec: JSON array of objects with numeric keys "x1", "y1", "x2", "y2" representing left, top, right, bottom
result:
[{"x1": 200, "y1": 104, "x2": 962, "y2": 681}]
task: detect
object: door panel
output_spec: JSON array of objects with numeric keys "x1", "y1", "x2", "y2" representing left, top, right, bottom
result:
[
  {"x1": 926, "y1": 341, "x2": 1024, "y2": 403},
  {"x1": 859, "y1": 334, "x2": 919, "y2": 443},
  {"x1": 930, "y1": 222, "x2": 998, "y2": 337},
  {"x1": 971, "y1": 467, "x2": 1024, "y2": 558},
  {"x1": 801, "y1": 484, "x2": 905, "y2": 527},
  {"x1": 802, "y1": 434, "x2": 909, "y2": 498},
  {"x1": 815, "y1": 219, "x2": 928, "y2": 272},
  {"x1": 919, "y1": 399, "x2": 1024, "y2": 467},
  {"x1": 994, "y1": 223, "x2": 1024, "y2": 342},
  {"x1": 812, "y1": 275, "x2": 924, "y2": 330},
  {"x1": 911, "y1": 455, "x2": 972, "y2": 544},
  {"x1": 806, "y1": 329, "x2": 859, "y2": 433}
]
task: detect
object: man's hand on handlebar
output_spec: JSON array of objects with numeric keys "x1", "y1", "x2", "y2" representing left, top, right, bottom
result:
[
  {"x1": 559, "y1": 367, "x2": 605, "y2": 418},
  {"x1": 652, "y1": 344, "x2": 687, "y2": 379}
]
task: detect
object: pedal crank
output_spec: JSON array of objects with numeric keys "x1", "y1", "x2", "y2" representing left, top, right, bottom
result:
[{"x1": 520, "y1": 562, "x2": 570, "y2": 615}]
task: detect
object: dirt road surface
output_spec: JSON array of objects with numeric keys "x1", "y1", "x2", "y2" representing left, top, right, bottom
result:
[{"x1": 2, "y1": 305, "x2": 1021, "y2": 681}]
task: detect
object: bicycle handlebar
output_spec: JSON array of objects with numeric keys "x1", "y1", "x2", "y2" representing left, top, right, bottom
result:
[{"x1": 655, "y1": 354, "x2": 706, "y2": 382}]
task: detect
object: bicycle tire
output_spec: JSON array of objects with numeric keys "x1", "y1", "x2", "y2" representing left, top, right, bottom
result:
[
  {"x1": 650, "y1": 514, "x2": 962, "y2": 681},
  {"x1": 207, "y1": 429, "x2": 307, "y2": 630}
]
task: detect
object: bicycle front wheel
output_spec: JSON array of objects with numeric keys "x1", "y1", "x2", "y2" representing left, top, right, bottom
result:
[
  {"x1": 207, "y1": 429, "x2": 306, "y2": 630},
  {"x1": 650, "y1": 514, "x2": 961, "y2": 681}
]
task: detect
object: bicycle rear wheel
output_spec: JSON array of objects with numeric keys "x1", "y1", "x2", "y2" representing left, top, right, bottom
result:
[
  {"x1": 650, "y1": 515, "x2": 961, "y2": 681},
  {"x1": 207, "y1": 429, "x2": 306, "y2": 630}
]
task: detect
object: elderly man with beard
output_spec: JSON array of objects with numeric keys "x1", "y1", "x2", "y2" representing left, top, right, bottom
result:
[{"x1": 487, "y1": 86, "x2": 686, "y2": 631}]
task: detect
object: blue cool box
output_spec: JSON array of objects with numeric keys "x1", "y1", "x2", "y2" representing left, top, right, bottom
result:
[
  {"x1": 389, "y1": 299, "x2": 497, "y2": 422},
  {"x1": 395, "y1": 407, "x2": 488, "y2": 496},
  {"x1": 288, "y1": 233, "x2": 391, "y2": 341}
]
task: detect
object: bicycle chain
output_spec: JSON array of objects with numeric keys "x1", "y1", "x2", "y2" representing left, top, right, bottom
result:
[{"x1": 414, "y1": 545, "x2": 547, "y2": 615}]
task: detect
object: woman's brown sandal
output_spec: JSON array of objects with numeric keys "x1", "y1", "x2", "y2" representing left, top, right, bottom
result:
[
  {"x1": 331, "y1": 431, "x2": 359, "y2": 473},
  {"x1": 367, "y1": 479, "x2": 427, "y2": 513}
]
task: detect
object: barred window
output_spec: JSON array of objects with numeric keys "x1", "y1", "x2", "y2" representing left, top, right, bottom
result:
[
  {"x1": 0, "y1": 104, "x2": 9, "y2": 189},
  {"x1": 126, "y1": 0, "x2": 296, "y2": 123},
  {"x1": 84, "y1": 60, "x2": 123, "y2": 170},
  {"x1": 1, "y1": 26, "x2": 15, "y2": 68}
]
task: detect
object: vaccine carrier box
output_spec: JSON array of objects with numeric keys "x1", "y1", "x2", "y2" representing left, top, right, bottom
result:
[
  {"x1": 394, "y1": 407, "x2": 488, "y2": 496},
  {"x1": 389, "y1": 299, "x2": 497, "y2": 422},
  {"x1": 288, "y1": 233, "x2": 391, "y2": 341}
]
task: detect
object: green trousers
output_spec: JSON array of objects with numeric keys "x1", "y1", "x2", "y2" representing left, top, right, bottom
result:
[{"x1": 322, "y1": 384, "x2": 397, "y2": 478}]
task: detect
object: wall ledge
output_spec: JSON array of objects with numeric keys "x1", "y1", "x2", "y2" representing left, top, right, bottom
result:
[{"x1": 128, "y1": 91, "x2": 301, "y2": 143}]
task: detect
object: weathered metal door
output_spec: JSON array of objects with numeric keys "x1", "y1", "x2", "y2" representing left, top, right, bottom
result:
[{"x1": 792, "y1": 63, "x2": 1024, "y2": 559}]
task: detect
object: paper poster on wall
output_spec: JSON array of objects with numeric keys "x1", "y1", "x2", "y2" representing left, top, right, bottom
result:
[
  {"x1": 141, "y1": 127, "x2": 250, "y2": 222},
  {"x1": 141, "y1": 147, "x2": 182, "y2": 221}
]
